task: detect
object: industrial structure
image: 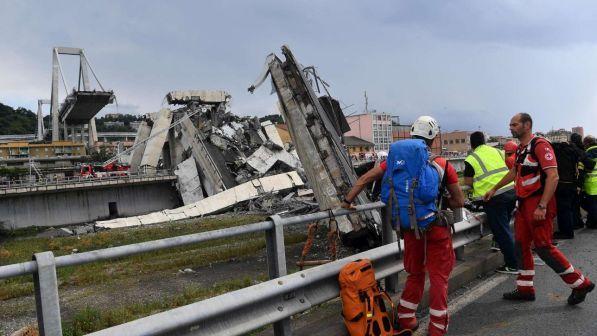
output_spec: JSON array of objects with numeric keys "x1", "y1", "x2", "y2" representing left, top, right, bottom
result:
[{"x1": 48, "y1": 47, "x2": 115, "y2": 146}]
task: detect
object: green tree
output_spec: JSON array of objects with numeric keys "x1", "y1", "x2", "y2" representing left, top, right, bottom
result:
[{"x1": 0, "y1": 103, "x2": 36, "y2": 134}]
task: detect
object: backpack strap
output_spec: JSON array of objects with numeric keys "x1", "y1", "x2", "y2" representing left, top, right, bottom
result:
[
  {"x1": 361, "y1": 291, "x2": 375, "y2": 335},
  {"x1": 437, "y1": 159, "x2": 449, "y2": 209},
  {"x1": 430, "y1": 159, "x2": 456, "y2": 235},
  {"x1": 386, "y1": 179, "x2": 403, "y2": 257},
  {"x1": 409, "y1": 178, "x2": 421, "y2": 239},
  {"x1": 529, "y1": 136, "x2": 550, "y2": 194}
]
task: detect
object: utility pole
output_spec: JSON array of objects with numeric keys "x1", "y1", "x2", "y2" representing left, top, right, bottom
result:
[{"x1": 364, "y1": 91, "x2": 369, "y2": 114}]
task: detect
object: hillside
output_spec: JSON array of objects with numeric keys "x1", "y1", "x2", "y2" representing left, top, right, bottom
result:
[
  {"x1": 0, "y1": 103, "x2": 36, "y2": 135},
  {"x1": 0, "y1": 101, "x2": 145, "y2": 134}
]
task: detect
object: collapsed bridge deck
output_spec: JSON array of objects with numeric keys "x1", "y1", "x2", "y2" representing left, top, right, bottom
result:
[{"x1": 59, "y1": 90, "x2": 115, "y2": 124}]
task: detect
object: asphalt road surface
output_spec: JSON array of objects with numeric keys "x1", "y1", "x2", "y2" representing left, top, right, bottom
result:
[{"x1": 444, "y1": 228, "x2": 597, "y2": 336}]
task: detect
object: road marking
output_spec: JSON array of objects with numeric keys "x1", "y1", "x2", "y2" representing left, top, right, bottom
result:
[{"x1": 415, "y1": 273, "x2": 510, "y2": 335}]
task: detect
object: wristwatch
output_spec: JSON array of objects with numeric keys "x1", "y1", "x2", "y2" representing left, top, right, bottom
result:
[{"x1": 537, "y1": 203, "x2": 547, "y2": 210}]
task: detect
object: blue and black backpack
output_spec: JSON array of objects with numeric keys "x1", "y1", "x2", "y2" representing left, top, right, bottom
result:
[{"x1": 380, "y1": 139, "x2": 442, "y2": 236}]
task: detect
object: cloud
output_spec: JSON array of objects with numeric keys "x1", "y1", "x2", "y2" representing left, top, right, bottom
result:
[
  {"x1": 0, "y1": 0, "x2": 596, "y2": 137},
  {"x1": 378, "y1": 0, "x2": 597, "y2": 48}
]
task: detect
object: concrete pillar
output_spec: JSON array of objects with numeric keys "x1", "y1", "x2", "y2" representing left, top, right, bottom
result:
[
  {"x1": 140, "y1": 108, "x2": 173, "y2": 172},
  {"x1": 88, "y1": 118, "x2": 98, "y2": 147},
  {"x1": 37, "y1": 101, "x2": 44, "y2": 141},
  {"x1": 129, "y1": 121, "x2": 151, "y2": 173},
  {"x1": 51, "y1": 49, "x2": 60, "y2": 142}
]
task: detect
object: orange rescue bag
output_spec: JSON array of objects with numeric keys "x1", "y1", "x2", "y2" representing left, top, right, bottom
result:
[{"x1": 339, "y1": 259, "x2": 395, "y2": 336}]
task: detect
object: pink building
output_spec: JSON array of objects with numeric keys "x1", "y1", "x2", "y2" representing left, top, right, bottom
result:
[{"x1": 345, "y1": 113, "x2": 393, "y2": 151}]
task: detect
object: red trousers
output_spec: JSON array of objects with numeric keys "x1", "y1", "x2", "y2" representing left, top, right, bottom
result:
[
  {"x1": 396, "y1": 225, "x2": 455, "y2": 336},
  {"x1": 515, "y1": 195, "x2": 591, "y2": 293}
]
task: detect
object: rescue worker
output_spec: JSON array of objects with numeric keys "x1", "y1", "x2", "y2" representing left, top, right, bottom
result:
[
  {"x1": 341, "y1": 116, "x2": 464, "y2": 336},
  {"x1": 485, "y1": 113, "x2": 594, "y2": 304},
  {"x1": 503, "y1": 140, "x2": 518, "y2": 170},
  {"x1": 571, "y1": 133, "x2": 596, "y2": 229},
  {"x1": 581, "y1": 136, "x2": 597, "y2": 228},
  {"x1": 463, "y1": 131, "x2": 517, "y2": 273}
]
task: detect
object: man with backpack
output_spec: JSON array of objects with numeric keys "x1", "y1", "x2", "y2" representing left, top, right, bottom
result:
[
  {"x1": 463, "y1": 131, "x2": 517, "y2": 273},
  {"x1": 484, "y1": 113, "x2": 594, "y2": 304},
  {"x1": 571, "y1": 133, "x2": 596, "y2": 229},
  {"x1": 551, "y1": 134, "x2": 596, "y2": 238},
  {"x1": 341, "y1": 116, "x2": 464, "y2": 336},
  {"x1": 551, "y1": 140, "x2": 581, "y2": 239}
]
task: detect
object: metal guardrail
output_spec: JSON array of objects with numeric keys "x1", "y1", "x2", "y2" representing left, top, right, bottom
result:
[
  {"x1": 0, "y1": 170, "x2": 174, "y2": 191},
  {"x1": 0, "y1": 202, "x2": 486, "y2": 336}
]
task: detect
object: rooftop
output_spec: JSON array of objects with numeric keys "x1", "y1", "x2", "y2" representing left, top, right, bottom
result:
[{"x1": 344, "y1": 136, "x2": 375, "y2": 147}]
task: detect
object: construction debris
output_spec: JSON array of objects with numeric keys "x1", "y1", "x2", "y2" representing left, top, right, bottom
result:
[
  {"x1": 139, "y1": 108, "x2": 173, "y2": 172},
  {"x1": 95, "y1": 89, "x2": 311, "y2": 229},
  {"x1": 129, "y1": 90, "x2": 304, "y2": 193},
  {"x1": 174, "y1": 157, "x2": 204, "y2": 205},
  {"x1": 97, "y1": 47, "x2": 381, "y2": 249},
  {"x1": 249, "y1": 45, "x2": 381, "y2": 245},
  {"x1": 166, "y1": 90, "x2": 231, "y2": 105},
  {"x1": 96, "y1": 171, "x2": 305, "y2": 229},
  {"x1": 128, "y1": 121, "x2": 151, "y2": 173}
]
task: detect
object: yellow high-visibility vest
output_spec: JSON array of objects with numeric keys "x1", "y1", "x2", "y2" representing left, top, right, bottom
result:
[
  {"x1": 584, "y1": 146, "x2": 597, "y2": 196},
  {"x1": 465, "y1": 145, "x2": 514, "y2": 199}
]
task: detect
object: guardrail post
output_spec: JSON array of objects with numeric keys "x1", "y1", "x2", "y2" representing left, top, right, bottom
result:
[
  {"x1": 453, "y1": 208, "x2": 466, "y2": 261},
  {"x1": 266, "y1": 215, "x2": 291, "y2": 336},
  {"x1": 32, "y1": 251, "x2": 62, "y2": 336},
  {"x1": 381, "y1": 205, "x2": 399, "y2": 293}
]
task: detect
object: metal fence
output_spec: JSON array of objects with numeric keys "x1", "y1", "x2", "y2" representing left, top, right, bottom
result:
[
  {"x1": 0, "y1": 202, "x2": 487, "y2": 336},
  {"x1": 0, "y1": 170, "x2": 174, "y2": 191}
]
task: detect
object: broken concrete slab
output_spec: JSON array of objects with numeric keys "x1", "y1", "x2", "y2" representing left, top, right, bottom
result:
[
  {"x1": 249, "y1": 46, "x2": 381, "y2": 240},
  {"x1": 261, "y1": 120, "x2": 284, "y2": 148},
  {"x1": 168, "y1": 128, "x2": 185, "y2": 168},
  {"x1": 297, "y1": 189, "x2": 314, "y2": 197},
  {"x1": 179, "y1": 115, "x2": 227, "y2": 196},
  {"x1": 95, "y1": 171, "x2": 304, "y2": 229},
  {"x1": 246, "y1": 145, "x2": 302, "y2": 175},
  {"x1": 166, "y1": 90, "x2": 231, "y2": 105},
  {"x1": 128, "y1": 120, "x2": 151, "y2": 173},
  {"x1": 72, "y1": 224, "x2": 95, "y2": 235},
  {"x1": 174, "y1": 157, "x2": 204, "y2": 205},
  {"x1": 140, "y1": 108, "x2": 173, "y2": 171}
]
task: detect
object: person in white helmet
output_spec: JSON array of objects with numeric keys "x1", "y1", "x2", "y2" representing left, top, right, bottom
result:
[{"x1": 342, "y1": 116, "x2": 464, "y2": 336}]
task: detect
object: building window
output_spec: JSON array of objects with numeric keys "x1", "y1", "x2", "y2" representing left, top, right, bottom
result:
[
  {"x1": 444, "y1": 140, "x2": 448, "y2": 145},
  {"x1": 461, "y1": 138, "x2": 465, "y2": 143},
  {"x1": 449, "y1": 140, "x2": 454, "y2": 144}
]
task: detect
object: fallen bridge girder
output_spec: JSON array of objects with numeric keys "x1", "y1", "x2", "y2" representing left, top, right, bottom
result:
[{"x1": 250, "y1": 45, "x2": 381, "y2": 237}]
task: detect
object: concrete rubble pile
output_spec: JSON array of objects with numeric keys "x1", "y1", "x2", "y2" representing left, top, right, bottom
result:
[
  {"x1": 249, "y1": 45, "x2": 381, "y2": 245},
  {"x1": 97, "y1": 90, "x2": 308, "y2": 229},
  {"x1": 98, "y1": 47, "x2": 382, "y2": 247},
  {"x1": 133, "y1": 90, "x2": 304, "y2": 196}
]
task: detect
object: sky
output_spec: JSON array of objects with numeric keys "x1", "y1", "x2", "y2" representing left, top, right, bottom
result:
[{"x1": 1, "y1": 0, "x2": 596, "y2": 136}]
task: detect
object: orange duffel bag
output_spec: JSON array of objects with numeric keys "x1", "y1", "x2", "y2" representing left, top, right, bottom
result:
[{"x1": 339, "y1": 259, "x2": 395, "y2": 336}]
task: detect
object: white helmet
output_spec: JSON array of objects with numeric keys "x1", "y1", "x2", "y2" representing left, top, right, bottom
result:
[{"x1": 411, "y1": 116, "x2": 440, "y2": 140}]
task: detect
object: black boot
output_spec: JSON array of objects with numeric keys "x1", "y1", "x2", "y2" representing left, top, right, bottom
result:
[
  {"x1": 503, "y1": 288, "x2": 535, "y2": 301},
  {"x1": 568, "y1": 282, "x2": 595, "y2": 305}
]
